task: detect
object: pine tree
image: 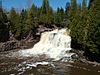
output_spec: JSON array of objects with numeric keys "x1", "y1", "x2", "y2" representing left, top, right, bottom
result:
[
  {"x1": 0, "y1": 8, "x2": 9, "y2": 42},
  {"x1": 39, "y1": 0, "x2": 54, "y2": 25},
  {"x1": 30, "y1": 3, "x2": 39, "y2": 27},
  {"x1": 71, "y1": 0, "x2": 77, "y2": 12},
  {"x1": 41, "y1": 0, "x2": 49, "y2": 15},
  {"x1": 68, "y1": 0, "x2": 78, "y2": 48},
  {"x1": 25, "y1": 9, "x2": 33, "y2": 31},
  {"x1": 63, "y1": 2, "x2": 70, "y2": 27},
  {"x1": 65, "y1": 2, "x2": 70, "y2": 15},
  {"x1": 20, "y1": 9, "x2": 27, "y2": 38},
  {"x1": 54, "y1": 7, "x2": 65, "y2": 27},
  {"x1": 46, "y1": 7, "x2": 54, "y2": 25},
  {"x1": 31, "y1": 3, "x2": 37, "y2": 17},
  {"x1": 68, "y1": 0, "x2": 77, "y2": 28},
  {"x1": 88, "y1": 0, "x2": 100, "y2": 54},
  {"x1": 9, "y1": 8, "x2": 21, "y2": 39},
  {"x1": 81, "y1": 0, "x2": 89, "y2": 49}
]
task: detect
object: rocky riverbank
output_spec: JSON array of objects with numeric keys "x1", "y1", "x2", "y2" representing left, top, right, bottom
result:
[
  {"x1": 0, "y1": 38, "x2": 39, "y2": 52},
  {"x1": 71, "y1": 49, "x2": 100, "y2": 66},
  {"x1": 0, "y1": 25, "x2": 58, "y2": 52},
  {"x1": 0, "y1": 40, "x2": 20, "y2": 52}
]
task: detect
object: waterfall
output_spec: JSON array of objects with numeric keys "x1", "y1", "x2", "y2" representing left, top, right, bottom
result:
[{"x1": 19, "y1": 28, "x2": 77, "y2": 61}]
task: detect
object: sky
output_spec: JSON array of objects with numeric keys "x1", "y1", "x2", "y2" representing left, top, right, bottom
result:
[{"x1": 2, "y1": 0, "x2": 89, "y2": 10}]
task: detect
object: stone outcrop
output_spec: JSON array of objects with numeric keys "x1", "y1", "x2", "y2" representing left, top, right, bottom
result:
[
  {"x1": 0, "y1": 25, "x2": 58, "y2": 52},
  {"x1": 0, "y1": 41, "x2": 21, "y2": 52}
]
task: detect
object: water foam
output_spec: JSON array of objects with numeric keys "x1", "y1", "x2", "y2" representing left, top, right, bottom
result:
[{"x1": 19, "y1": 28, "x2": 77, "y2": 61}]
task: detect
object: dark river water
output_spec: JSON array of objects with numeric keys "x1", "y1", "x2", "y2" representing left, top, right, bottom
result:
[{"x1": 0, "y1": 50, "x2": 100, "y2": 75}]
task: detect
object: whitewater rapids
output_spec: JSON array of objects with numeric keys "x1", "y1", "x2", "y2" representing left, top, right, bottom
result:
[{"x1": 18, "y1": 28, "x2": 77, "y2": 61}]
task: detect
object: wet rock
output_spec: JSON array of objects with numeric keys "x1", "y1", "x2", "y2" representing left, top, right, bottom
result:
[
  {"x1": 0, "y1": 41, "x2": 21, "y2": 52},
  {"x1": 71, "y1": 53, "x2": 79, "y2": 60}
]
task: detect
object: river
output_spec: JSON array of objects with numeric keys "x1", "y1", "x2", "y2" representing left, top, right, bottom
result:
[{"x1": 0, "y1": 51, "x2": 100, "y2": 75}]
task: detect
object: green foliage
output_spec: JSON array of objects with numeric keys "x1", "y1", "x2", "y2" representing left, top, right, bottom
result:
[
  {"x1": 54, "y1": 7, "x2": 65, "y2": 27},
  {"x1": 67, "y1": 0, "x2": 89, "y2": 50},
  {"x1": 30, "y1": 3, "x2": 39, "y2": 27},
  {"x1": 20, "y1": 9, "x2": 27, "y2": 38},
  {"x1": 0, "y1": 8, "x2": 9, "y2": 42},
  {"x1": 40, "y1": 0, "x2": 49, "y2": 15},
  {"x1": 39, "y1": 0, "x2": 54, "y2": 26},
  {"x1": 9, "y1": 8, "x2": 21, "y2": 39},
  {"x1": 66, "y1": 0, "x2": 100, "y2": 59},
  {"x1": 88, "y1": 0, "x2": 100, "y2": 54}
]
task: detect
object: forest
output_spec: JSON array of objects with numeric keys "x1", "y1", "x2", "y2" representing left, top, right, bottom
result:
[{"x1": 0, "y1": 0, "x2": 100, "y2": 62}]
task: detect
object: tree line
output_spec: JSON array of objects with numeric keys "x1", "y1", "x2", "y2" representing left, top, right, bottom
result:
[{"x1": 0, "y1": 0, "x2": 100, "y2": 62}]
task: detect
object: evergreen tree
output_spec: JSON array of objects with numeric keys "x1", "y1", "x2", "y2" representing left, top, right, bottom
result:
[
  {"x1": 88, "y1": 0, "x2": 100, "y2": 54},
  {"x1": 30, "y1": 3, "x2": 39, "y2": 27},
  {"x1": 20, "y1": 9, "x2": 27, "y2": 38},
  {"x1": 31, "y1": 3, "x2": 37, "y2": 17},
  {"x1": 9, "y1": 8, "x2": 21, "y2": 39},
  {"x1": 54, "y1": 7, "x2": 65, "y2": 27},
  {"x1": 79, "y1": 0, "x2": 89, "y2": 49},
  {"x1": 68, "y1": 0, "x2": 78, "y2": 48},
  {"x1": 25, "y1": 9, "x2": 33, "y2": 31},
  {"x1": 65, "y1": 2, "x2": 70, "y2": 15},
  {"x1": 39, "y1": 0, "x2": 54, "y2": 25},
  {"x1": 68, "y1": 0, "x2": 77, "y2": 28},
  {"x1": 46, "y1": 7, "x2": 54, "y2": 25},
  {"x1": 63, "y1": 2, "x2": 70, "y2": 27},
  {"x1": 71, "y1": 0, "x2": 77, "y2": 11},
  {"x1": 41, "y1": 0, "x2": 49, "y2": 15},
  {"x1": 0, "y1": 8, "x2": 9, "y2": 42}
]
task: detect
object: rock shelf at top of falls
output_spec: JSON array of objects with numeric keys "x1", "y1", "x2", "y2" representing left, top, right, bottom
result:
[{"x1": 16, "y1": 28, "x2": 78, "y2": 62}]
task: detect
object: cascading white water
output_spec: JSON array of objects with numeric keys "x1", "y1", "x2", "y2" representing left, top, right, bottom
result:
[{"x1": 19, "y1": 28, "x2": 77, "y2": 61}]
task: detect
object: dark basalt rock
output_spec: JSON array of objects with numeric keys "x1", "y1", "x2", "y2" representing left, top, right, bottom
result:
[{"x1": 0, "y1": 41, "x2": 21, "y2": 52}]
